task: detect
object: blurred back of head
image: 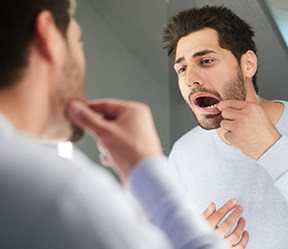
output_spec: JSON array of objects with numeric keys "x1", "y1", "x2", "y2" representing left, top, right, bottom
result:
[{"x1": 0, "y1": 0, "x2": 73, "y2": 89}]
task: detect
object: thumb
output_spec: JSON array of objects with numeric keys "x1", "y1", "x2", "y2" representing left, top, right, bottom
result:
[
  {"x1": 202, "y1": 202, "x2": 216, "y2": 219},
  {"x1": 68, "y1": 101, "x2": 108, "y2": 136}
]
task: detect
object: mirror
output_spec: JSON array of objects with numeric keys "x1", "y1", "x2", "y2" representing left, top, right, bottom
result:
[{"x1": 74, "y1": 0, "x2": 288, "y2": 162}]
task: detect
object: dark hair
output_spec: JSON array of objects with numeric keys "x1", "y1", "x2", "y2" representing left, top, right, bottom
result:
[
  {"x1": 0, "y1": 0, "x2": 72, "y2": 89},
  {"x1": 162, "y1": 5, "x2": 258, "y2": 93}
]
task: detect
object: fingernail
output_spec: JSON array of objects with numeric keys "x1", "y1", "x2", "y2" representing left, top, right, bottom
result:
[
  {"x1": 70, "y1": 101, "x2": 83, "y2": 113},
  {"x1": 207, "y1": 203, "x2": 213, "y2": 210},
  {"x1": 230, "y1": 199, "x2": 239, "y2": 205},
  {"x1": 69, "y1": 101, "x2": 84, "y2": 117}
]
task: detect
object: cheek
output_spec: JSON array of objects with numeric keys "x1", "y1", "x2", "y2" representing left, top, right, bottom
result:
[
  {"x1": 76, "y1": 46, "x2": 86, "y2": 73},
  {"x1": 178, "y1": 80, "x2": 190, "y2": 100},
  {"x1": 205, "y1": 71, "x2": 231, "y2": 94}
]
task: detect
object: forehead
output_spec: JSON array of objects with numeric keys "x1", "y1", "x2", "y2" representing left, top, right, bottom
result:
[{"x1": 175, "y1": 28, "x2": 225, "y2": 60}]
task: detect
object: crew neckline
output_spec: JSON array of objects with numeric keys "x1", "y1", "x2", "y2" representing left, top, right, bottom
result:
[{"x1": 0, "y1": 113, "x2": 15, "y2": 137}]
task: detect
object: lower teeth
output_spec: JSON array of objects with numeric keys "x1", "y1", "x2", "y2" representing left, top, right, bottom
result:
[{"x1": 206, "y1": 104, "x2": 218, "y2": 108}]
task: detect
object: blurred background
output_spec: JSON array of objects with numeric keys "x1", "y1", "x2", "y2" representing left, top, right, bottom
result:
[{"x1": 65, "y1": 0, "x2": 288, "y2": 163}]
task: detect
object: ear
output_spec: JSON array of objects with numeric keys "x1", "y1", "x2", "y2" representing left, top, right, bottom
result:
[
  {"x1": 240, "y1": 50, "x2": 258, "y2": 102},
  {"x1": 33, "y1": 11, "x2": 66, "y2": 63},
  {"x1": 240, "y1": 50, "x2": 258, "y2": 80}
]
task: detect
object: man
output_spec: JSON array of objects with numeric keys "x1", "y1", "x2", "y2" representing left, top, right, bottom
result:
[
  {"x1": 0, "y1": 0, "x2": 246, "y2": 248},
  {"x1": 163, "y1": 5, "x2": 288, "y2": 249}
]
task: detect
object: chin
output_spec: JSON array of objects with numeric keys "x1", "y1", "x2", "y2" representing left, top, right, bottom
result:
[
  {"x1": 69, "y1": 124, "x2": 85, "y2": 142},
  {"x1": 197, "y1": 114, "x2": 223, "y2": 130},
  {"x1": 58, "y1": 122, "x2": 85, "y2": 143},
  {"x1": 41, "y1": 121, "x2": 84, "y2": 143},
  {"x1": 199, "y1": 122, "x2": 221, "y2": 130}
]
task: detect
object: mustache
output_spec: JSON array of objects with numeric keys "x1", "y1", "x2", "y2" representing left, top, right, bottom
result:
[{"x1": 188, "y1": 87, "x2": 223, "y2": 101}]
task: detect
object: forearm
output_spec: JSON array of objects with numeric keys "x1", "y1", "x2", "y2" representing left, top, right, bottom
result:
[
  {"x1": 129, "y1": 156, "x2": 227, "y2": 249},
  {"x1": 257, "y1": 135, "x2": 288, "y2": 200}
]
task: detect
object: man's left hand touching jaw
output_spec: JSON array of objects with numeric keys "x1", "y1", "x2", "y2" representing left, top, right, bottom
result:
[{"x1": 217, "y1": 100, "x2": 281, "y2": 160}]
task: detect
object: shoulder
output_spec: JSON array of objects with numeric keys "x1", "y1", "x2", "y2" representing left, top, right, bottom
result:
[
  {"x1": 0, "y1": 133, "x2": 129, "y2": 248},
  {"x1": 273, "y1": 100, "x2": 288, "y2": 133},
  {"x1": 0, "y1": 133, "x2": 113, "y2": 199},
  {"x1": 274, "y1": 99, "x2": 288, "y2": 112},
  {"x1": 280, "y1": 100, "x2": 288, "y2": 115}
]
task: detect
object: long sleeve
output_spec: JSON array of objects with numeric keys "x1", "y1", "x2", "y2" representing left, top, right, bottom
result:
[
  {"x1": 0, "y1": 146, "x2": 173, "y2": 249},
  {"x1": 0, "y1": 125, "x2": 228, "y2": 249},
  {"x1": 257, "y1": 135, "x2": 288, "y2": 201},
  {"x1": 129, "y1": 156, "x2": 227, "y2": 249}
]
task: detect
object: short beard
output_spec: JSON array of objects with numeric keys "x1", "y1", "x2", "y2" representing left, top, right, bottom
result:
[
  {"x1": 60, "y1": 52, "x2": 85, "y2": 143},
  {"x1": 198, "y1": 113, "x2": 223, "y2": 130},
  {"x1": 69, "y1": 123, "x2": 84, "y2": 142},
  {"x1": 188, "y1": 69, "x2": 246, "y2": 130}
]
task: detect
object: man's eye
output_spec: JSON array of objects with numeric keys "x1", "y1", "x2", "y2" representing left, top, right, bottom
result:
[
  {"x1": 201, "y1": 58, "x2": 214, "y2": 66},
  {"x1": 177, "y1": 67, "x2": 186, "y2": 75}
]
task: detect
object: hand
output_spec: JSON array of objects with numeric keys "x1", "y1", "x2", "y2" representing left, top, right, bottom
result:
[
  {"x1": 202, "y1": 199, "x2": 249, "y2": 248},
  {"x1": 217, "y1": 100, "x2": 281, "y2": 160},
  {"x1": 68, "y1": 99, "x2": 163, "y2": 177}
]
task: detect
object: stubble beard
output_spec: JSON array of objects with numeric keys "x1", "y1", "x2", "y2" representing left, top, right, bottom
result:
[
  {"x1": 69, "y1": 123, "x2": 84, "y2": 142},
  {"x1": 60, "y1": 54, "x2": 85, "y2": 143},
  {"x1": 188, "y1": 69, "x2": 246, "y2": 130}
]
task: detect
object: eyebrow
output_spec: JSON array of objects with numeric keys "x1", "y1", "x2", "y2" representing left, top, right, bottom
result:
[{"x1": 174, "y1": 50, "x2": 217, "y2": 64}]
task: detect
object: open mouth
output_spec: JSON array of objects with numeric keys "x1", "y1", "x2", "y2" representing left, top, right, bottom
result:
[{"x1": 194, "y1": 96, "x2": 220, "y2": 108}]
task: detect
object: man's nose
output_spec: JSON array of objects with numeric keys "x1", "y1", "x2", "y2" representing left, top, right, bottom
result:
[{"x1": 185, "y1": 66, "x2": 204, "y2": 88}]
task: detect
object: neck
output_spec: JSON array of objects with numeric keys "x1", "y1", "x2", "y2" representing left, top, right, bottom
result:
[
  {"x1": 259, "y1": 98, "x2": 284, "y2": 125},
  {"x1": 0, "y1": 68, "x2": 50, "y2": 138}
]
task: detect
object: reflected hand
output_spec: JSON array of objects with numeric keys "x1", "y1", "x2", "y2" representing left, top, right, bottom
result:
[
  {"x1": 202, "y1": 199, "x2": 249, "y2": 248},
  {"x1": 68, "y1": 99, "x2": 163, "y2": 177}
]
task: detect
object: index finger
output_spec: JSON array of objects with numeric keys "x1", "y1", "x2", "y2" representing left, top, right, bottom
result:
[
  {"x1": 218, "y1": 100, "x2": 247, "y2": 111},
  {"x1": 208, "y1": 199, "x2": 238, "y2": 228},
  {"x1": 87, "y1": 98, "x2": 138, "y2": 120},
  {"x1": 68, "y1": 101, "x2": 108, "y2": 136}
]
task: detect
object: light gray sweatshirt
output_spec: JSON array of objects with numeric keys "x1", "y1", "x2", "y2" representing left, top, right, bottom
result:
[{"x1": 169, "y1": 100, "x2": 288, "y2": 249}]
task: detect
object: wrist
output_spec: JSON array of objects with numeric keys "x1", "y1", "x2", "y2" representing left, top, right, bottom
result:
[
  {"x1": 124, "y1": 151, "x2": 163, "y2": 177},
  {"x1": 255, "y1": 130, "x2": 281, "y2": 160}
]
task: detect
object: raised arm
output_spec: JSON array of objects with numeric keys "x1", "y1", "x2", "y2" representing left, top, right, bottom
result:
[{"x1": 68, "y1": 99, "x2": 229, "y2": 249}]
